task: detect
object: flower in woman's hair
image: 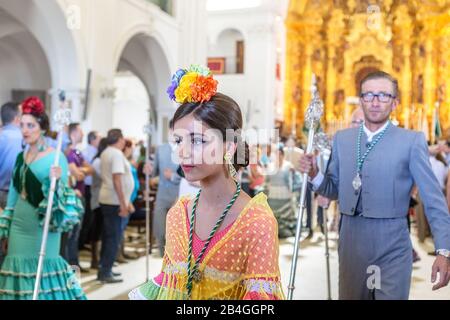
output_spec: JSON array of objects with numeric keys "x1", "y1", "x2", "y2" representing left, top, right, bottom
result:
[
  {"x1": 191, "y1": 75, "x2": 218, "y2": 103},
  {"x1": 168, "y1": 65, "x2": 217, "y2": 104},
  {"x1": 172, "y1": 68, "x2": 187, "y2": 85},
  {"x1": 188, "y1": 64, "x2": 211, "y2": 77},
  {"x1": 22, "y1": 96, "x2": 45, "y2": 115},
  {"x1": 167, "y1": 69, "x2": 187, "y2": 101},
  {"x1": 167, "y1": 81, "x2": 178, "y2": 101},
  {"x1": 174, "y1": 72, "x2": 198, "y2": 104}
]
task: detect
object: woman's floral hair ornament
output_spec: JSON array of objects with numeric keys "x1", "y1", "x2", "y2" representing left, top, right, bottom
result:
[
  {"x1": 167, "y1": 64, "x2": 218, "y2": 104},
  {"x1": 22, "y1": 96, "x2": 45, "y2": 116}
]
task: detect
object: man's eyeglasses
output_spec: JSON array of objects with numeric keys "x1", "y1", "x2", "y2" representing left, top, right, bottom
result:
[{"x1": 360, "y1": 92, "x2": 395, "y2": 103}]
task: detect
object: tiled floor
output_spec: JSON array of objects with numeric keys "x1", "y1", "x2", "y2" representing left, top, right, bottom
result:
[{"x1": 80, "y1": 228, "x2": 450, "y2": 300}]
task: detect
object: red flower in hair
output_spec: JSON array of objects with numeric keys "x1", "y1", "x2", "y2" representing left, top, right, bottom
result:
[{"x1": 22, "y1": 97, "x2": 45, "y2": 115}]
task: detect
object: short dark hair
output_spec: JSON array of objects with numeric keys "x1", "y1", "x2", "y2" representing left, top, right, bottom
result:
[
  {"x1": 68, "y1": 123, "x2": 80, "y2": 136},
  {"x1": 360, "y1": 71, "x2": 398, "y2": 97},
  {"x1": 1, "y1": 102, "x2": 19, "y2": 125},
  {"x1": 106, "y1": 129, "x2": 123, "y2": 145},
  {"x1": 68, "y1": 123, "x2": 81, "y2": 144},
  {"x1": 87, "y1": 131, "x2": 98, "y2": 145}
]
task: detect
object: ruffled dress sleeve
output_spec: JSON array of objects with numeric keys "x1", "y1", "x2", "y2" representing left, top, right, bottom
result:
[
  {"x1": 36, "y1": 152, "x2": 84, "y2": 233},
  {"x1": 0, "y1": 179, "x2": 19, "y2": 239}
]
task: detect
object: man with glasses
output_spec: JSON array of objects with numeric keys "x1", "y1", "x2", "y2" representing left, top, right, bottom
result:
[{"x1": 299, "y1": 71, "x2": 450, "y2": 299}]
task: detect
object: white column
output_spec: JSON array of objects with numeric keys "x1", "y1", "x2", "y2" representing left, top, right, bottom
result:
[{"x1": 175, "y1": 0, "x2": 207, "y2": 67}]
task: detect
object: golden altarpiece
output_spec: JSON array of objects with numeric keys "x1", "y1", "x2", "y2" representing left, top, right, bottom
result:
[{"x1": 284, "y1": 0, "x2": 450, "y2": 141}]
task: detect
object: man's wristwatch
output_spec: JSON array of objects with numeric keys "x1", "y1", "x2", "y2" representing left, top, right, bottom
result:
[{"x1": 436, "y1": 249, "x2": 450, "y2": 259}]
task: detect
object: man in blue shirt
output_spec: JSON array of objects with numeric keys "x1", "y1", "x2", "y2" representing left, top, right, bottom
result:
[
  {"x1": 0, "y1": 102, "x2": 22, "y2": 265},
  {"x1": 0, "y1": 102, "x2": 23, "y2": 207}
]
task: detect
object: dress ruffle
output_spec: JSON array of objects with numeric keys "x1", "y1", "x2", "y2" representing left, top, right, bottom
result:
[
  {"x1": 0, "y1": 208, "x2": 14, "y2": 239},
  {"x1": 37, "y1": 181, "x2": 84, "y2": 233},
  {"x1": 0, "y1": 255, "x2": 86, "y2": 300},
  {"x1": 129, "y1": 278, "x2": 188, "y2": 300},
  {"x1": 129, "y1": 280, "x2": 161, "y2": 300}
]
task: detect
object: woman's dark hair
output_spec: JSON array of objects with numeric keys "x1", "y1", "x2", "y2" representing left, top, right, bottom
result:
[
  {"x1": 31, "y1": 113, "x2": 50, "y2": 135},
  {"x1": 124, "y1": 139, "x2": 133, "y2": 149},
  {"x1": 171, "y1": 92, "x2": 250, "y2": 172},
  {"x1": 94, "y1": 138, "x2": 108, "y2": 159}
]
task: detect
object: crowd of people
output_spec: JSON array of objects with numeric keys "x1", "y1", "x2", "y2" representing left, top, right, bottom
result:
[{"x1": 0, "y1": 67, "x2": 449, "y2": 300}]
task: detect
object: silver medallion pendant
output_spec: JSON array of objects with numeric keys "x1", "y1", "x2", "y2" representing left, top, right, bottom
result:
[
  {"x1": 352, "y1": 173, "x2": 362, "y2": 191},
  {"x1": 193, "y1": 269, "x2": 203, "y2": 283}
]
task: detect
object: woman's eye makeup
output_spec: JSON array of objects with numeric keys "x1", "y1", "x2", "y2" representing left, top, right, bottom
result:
[
  {"x1": 172, "y1": 134, "x2": 208, "y2": 146},
  {"x1": 173, "y1": 136, "x2": 182, "y2": 145},
  {"x1": 191, "y1": 136, "x2": 206, "y2": 145},
  {"x1": 21, "y1": 123, "x2": 36, "y2": 130}
]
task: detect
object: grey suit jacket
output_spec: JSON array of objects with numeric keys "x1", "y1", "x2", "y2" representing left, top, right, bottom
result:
[{"x1": 317, "y1": 124, "x2": 450, "y2": 250}]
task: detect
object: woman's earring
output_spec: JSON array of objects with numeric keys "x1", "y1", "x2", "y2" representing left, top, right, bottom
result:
[
  {"x1": 224, "y1": 152, "x2": 237, "y2": 180},
  {"x1": 38, "y1": 132, "x2": 47, "y2": 152}
]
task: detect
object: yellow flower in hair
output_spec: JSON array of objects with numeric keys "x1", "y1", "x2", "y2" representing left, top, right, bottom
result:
[{"x1": 174, "y1": 72, "x2": 198, "y2": 103}]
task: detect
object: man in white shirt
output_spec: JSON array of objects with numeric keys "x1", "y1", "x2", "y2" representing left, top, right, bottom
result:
[{"x1": 98, "y1": 129, "x2": 134, "y2": 283}]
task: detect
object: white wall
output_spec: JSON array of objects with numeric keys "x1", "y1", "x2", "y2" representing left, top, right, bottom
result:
[
  {"x1": 207, "y1": 0, "x2": 287, "y2": 134},
  {"x1": 113, "y1": 72, "x2": 150, "y2": 141},
  {"x1": 0, "y1": 0, "x2": 208, "y2": 146},
  {"x1": 209, "y1": 29, "x2": 244, "y2": 74}
]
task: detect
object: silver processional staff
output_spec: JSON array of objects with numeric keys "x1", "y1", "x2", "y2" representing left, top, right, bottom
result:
[{"x1": 287, "y1": 75, "x2": 324, "y2": 300}]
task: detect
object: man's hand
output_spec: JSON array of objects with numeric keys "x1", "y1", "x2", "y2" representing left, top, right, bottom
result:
[
  {"x1": 69, "y1": 163, "x2": 85, "y2": 181},
  {"x1": 119, "y1": 204, "x2": 129, "y2": 218},
  {"x1": 143, "y1": 162, "x2": 153, "y2": 176},
  {"x1": 317, "y1": 195, "x2": 331, "y2": 209},
  {"x1": 298, "y1": 153, "x2": 319, "y2": 179},
  {"x1": 431, "y1": 255, "x2": 450, "y2": 290},
  {"x1": 164, "y1": 168, "x2": 173, "y2": 180},
  {"x1": 74, "y1": 189, "x2": 83, "y2": 199},
  {"x1": 128, "y1": 203, "x2": 135, "y2": 214}
]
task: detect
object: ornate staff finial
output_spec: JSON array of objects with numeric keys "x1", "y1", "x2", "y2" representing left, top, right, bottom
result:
[
  {"x1": 305, "y1": 74, "x2": 324, "y2": 129},
  {"x1": 314, "y1": 130, "x2": 331, "y2": 154},
  {"x1": 53, "y1": 90, "x2": 71, "y2": 131}
]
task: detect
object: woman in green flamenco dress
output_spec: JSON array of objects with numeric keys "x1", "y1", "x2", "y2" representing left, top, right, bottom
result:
[{"x1": 0, "y1": 97, "x2": 86, "y2": 300}]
